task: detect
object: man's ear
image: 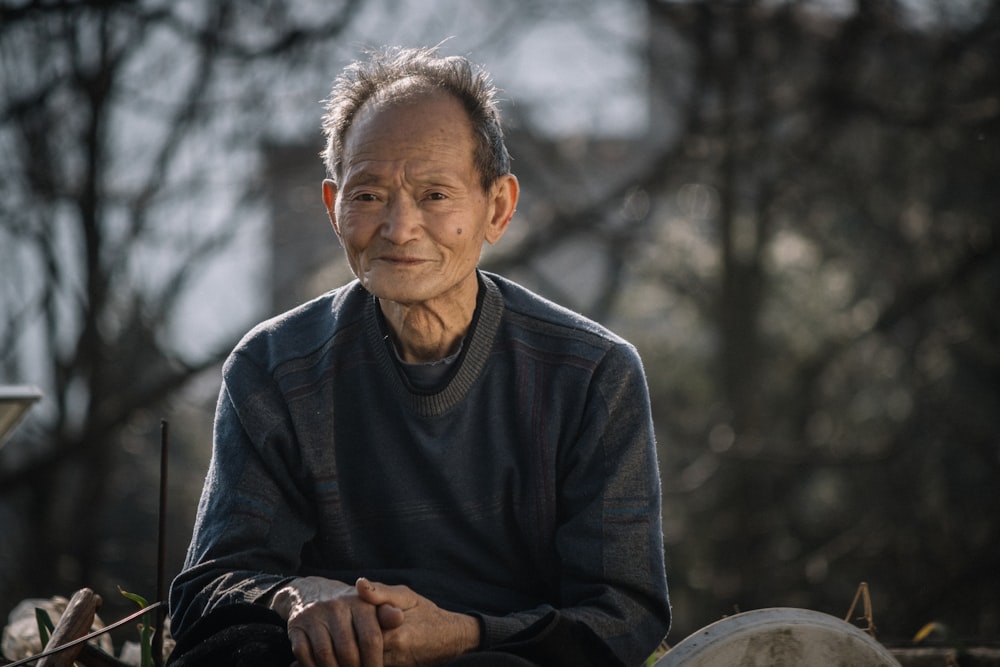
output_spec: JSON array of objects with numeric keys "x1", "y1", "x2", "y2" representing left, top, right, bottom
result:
[
  {"x1": 485, "y1": 174, "x2": 519, "y2": 245},
  {"x1": 322, "y1": 179, "x2": 340, "y2": 237}
]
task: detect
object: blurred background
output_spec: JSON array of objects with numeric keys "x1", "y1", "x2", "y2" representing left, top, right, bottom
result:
[{"x1": 1, "y1": 0, "x2": 998, "y2": 653}]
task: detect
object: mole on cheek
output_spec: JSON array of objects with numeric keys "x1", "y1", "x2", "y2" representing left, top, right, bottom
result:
[{"x1": 456, "y1": 227, "x2": 463, "y2": 235}]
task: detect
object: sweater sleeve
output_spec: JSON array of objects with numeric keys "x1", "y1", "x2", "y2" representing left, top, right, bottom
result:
[
  {"x1": 168, "y1": 352, "x2": 313, "y2": 639},
  {"x1": 475, "y1": 342, "x2": 671, "y2": 666}
]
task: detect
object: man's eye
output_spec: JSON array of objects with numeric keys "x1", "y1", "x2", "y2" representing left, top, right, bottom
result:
[
  {"x1": 426, "y1": 192, "x2": 447, "y2": 201},
  {"x1": 353, "y1": 193, "x2": 379, "y2": 202}
]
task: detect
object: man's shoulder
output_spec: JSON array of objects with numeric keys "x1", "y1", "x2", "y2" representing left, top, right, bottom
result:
[
  {"x1": 485, "y1": 272, "x2": 629, "y2": 350},
  {"x1": 230, "y1": 280, "x2": 368, "y2": 369}
]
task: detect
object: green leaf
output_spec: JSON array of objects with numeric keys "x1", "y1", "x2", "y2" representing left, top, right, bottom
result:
[
  {"x1": 35, "y1": 607, "x2": 55, "y2": 647},
  {"x1": 118, "y1": 586, "x2": 150, "y2": 609}
]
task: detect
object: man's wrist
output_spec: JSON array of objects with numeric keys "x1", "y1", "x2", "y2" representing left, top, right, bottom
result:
[
  {"x1": 455, "y1": 612, "x2": 482, "y2": 655},
  {"x1": 266, "y1": 580, "x2": 298, "y2": 620}
]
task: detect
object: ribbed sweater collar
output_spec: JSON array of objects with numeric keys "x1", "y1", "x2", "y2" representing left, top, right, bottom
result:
[{"x1": 364, "y1": 272, "x2": 504, "y2": 417}]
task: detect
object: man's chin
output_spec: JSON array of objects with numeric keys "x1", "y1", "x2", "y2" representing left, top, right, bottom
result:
[{"x1": 362, "y1": 280, "x2": 429, "y2": 305}]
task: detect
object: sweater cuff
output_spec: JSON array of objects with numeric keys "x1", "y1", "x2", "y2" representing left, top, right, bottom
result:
[
  {"x1": 473, "y1": 612, "x2": 537, "y2": 650},
  {"x1": 248, "y1": 576, "x2": 296, "y2": 609}
]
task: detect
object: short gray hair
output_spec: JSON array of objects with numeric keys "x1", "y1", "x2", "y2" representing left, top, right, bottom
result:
[{"x1": 321, "y1": 45, "x2": 512, "y2": 191}]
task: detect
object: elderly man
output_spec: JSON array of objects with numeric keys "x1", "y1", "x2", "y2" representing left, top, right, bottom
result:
[{"x1": 168, "y1": 46, "x2": 670, "y2": 667}]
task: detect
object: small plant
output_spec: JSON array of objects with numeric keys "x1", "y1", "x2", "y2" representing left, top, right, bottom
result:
[
  {"x1": 119, "y1": 587, "x2": 154, "y2": 667},
  {"x1": 34, "y1": 607, "x2": 55, "y2": 649}
]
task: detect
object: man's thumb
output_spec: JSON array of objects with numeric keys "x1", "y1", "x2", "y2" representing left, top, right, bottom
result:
[{"x1": 377, "y1": 603, "x2": 405, "y2": 629}]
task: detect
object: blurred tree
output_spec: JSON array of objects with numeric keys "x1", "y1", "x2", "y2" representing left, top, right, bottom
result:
[
  {"x1": 625, "y1": 0, "x2": 1000, "y2": 643},
  {"x1": 0, "y1": 0, "x2": 361, "y2": 625}
]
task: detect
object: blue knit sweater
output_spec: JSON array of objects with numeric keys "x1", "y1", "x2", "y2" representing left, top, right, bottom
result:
[{"x1": 169, "y1": 272, "x2": 670, "y2": 665}]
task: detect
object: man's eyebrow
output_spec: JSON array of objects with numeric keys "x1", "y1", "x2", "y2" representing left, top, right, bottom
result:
[
  {"x1": 344, "y1": 168, "x2": 464, "y2": 187},
  {"x1": 342, "y1": 170, "x2": 385, "y2": 186}
]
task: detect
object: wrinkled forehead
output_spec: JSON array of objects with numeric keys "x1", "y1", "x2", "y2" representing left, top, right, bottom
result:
[
  {"x1": 347, "y1": 83, "x2": 474, "y2": 149},
  {"x1": 340, "y1": 84, "x2": 479, "y2": 177},
  {"x1": 336, "y1": 78, "x2": 481, "y2": 185}
]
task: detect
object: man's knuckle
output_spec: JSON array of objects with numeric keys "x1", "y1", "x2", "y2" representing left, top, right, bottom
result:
[
  {"x1": 313, "y1": 644, "x2": 336, "y2": 662},
  {"x1": 357, "y1": 629, "x2": 382, "y2": 651}
]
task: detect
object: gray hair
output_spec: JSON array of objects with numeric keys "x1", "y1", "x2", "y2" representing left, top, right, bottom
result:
[{"x1": 320, "y1": 45, "x2": 512, "y2": 191}]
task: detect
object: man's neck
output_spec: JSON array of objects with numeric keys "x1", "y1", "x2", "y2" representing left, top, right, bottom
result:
[{"x1": 378, "y1": 288, "x2": 478, "y2": 364}]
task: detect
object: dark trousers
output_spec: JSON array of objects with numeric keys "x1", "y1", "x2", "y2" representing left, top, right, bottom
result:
[{"x1": 168, "y1": 604, "x2": 620, "y2": 667}]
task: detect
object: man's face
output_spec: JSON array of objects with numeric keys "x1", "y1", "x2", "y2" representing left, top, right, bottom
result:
[{"x1": 325, "y1": 91, "x2": 516, "y2": 310}]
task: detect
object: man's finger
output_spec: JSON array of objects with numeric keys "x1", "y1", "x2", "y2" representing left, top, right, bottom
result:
[
  {"x1": 355, "y1": 577, "x2": 417, "y2": 610},
  {"x1": 351, "y1": 607, "x2": 386, "y2": 667},
  {"x1": 287, "y1": 624, "x2": 324, "y2": 667}
]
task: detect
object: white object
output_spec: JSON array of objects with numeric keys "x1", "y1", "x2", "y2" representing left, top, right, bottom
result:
[
  {"x1": 0, "y1": 385, "x2": 42, "y2": 447},
  {"x1": 654, "y1": 607, "x2": 901, "y2": 667}
]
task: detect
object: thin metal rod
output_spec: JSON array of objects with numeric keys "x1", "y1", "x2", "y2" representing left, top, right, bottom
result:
[{"x1": 152, "y1": 419, "x2": 169, "y2": 667}]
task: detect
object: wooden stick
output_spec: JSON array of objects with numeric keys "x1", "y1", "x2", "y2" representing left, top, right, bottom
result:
[{"x1": 37, "y1": 588, "x2": 101, "y2": 667}]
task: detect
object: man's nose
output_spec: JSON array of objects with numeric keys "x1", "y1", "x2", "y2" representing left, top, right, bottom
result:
[{"x1": 380, "y1": 196, "x2": 421, "y2": 243}]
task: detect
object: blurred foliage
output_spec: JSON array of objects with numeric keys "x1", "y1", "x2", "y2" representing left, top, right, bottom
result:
[
  {"x1": 632, "y1": 0, "x2": 999, "y2": 643},
  {"x1": 1, "y1": 0, "x2": 997, "y2": 649}
]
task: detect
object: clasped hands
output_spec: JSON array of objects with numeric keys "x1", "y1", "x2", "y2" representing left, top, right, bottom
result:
[{"x1": 269, "y1": 575, "x2": 480, "y2": 667}]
